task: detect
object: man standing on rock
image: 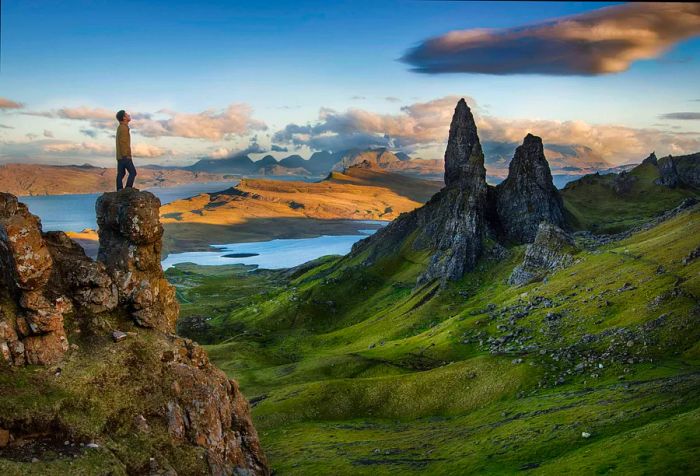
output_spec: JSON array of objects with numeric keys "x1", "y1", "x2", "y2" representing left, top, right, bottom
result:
[{"x1": 115, "y1": 109, "x2": 137, "y2": 190}]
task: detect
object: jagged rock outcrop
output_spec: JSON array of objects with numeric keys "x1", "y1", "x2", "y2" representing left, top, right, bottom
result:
[
  {"x1": 1, "y1": 193, "x2": 70, "y2": 365},
  {"x1": 496, "y1": 134, "x2": 566, "y2": 243},
  {"x1": 613, "y1": 171, "x2": 637, "y2": 194},
  {"x1": 44, "y1": 231, "x2": 118, "y2": 314},
  {"x1": 164, "y1": 336, "x2": 269, "y2": 475},
  {"x1": 655, "y1": 152, "x2": 700, "y2": 188},
  {"x1": 0, "y1": 190, "x2": 270, "y2": 475},
  {"x1": 96, "y1": 189, "x2": 178, "y2": 333},
  {"x1": 509, "y1": 223, "x2": 577, "y2": 286},
  {"x1": 444, "y1": 99, "x2": 485, "y2": 190},
  {"x1": 642, "y1": 152, "x2": 658, "y2": 166},
  {"x1": 350, "y1": 98, "x2": 489, "y2": 285}
]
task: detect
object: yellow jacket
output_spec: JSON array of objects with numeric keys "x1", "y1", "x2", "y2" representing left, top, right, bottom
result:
[{"x1": 116, "y1": 123, "x2": 132, "y2": 160}]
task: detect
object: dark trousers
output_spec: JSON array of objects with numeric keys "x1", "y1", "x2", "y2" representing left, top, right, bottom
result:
[{"x1": 116, "y1": 157, "x2": 137, "y2": 190}]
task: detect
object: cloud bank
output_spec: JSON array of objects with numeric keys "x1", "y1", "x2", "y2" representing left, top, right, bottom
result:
[
  {"x1": 402, "y1": 3, "x2": 700, "y2": 75},
  {"x1": 26, "y1": 104, "x2": 266, "y2": 140},
  {"x1": 273, "y1": 95, "x2": 700, "y2": 172}
]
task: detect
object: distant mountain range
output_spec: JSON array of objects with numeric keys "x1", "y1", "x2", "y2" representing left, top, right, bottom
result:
[
  {"x1": 0, "y1": 163, "x2": 231, "y2": 196},
  {"x1": 181, "y1": 148, "x2": 443, "y2": 179}
]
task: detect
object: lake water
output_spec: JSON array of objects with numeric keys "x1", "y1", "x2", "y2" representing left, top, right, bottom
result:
[
  {"x1": 18, "y1": 183, "x2": 386, "y2": 270},
  {"x1": 20, "y1": 181, "x2": 236, "y2": 232},
  {"x1": 161, "y1": 230, "x2": 379, "y2": 270}
]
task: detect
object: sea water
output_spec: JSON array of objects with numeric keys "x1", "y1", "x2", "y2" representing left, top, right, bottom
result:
[{"x1": 20, "y1": 181, "x2": 236, "y2": 232}]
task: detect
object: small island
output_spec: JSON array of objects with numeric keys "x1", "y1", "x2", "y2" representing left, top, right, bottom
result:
[{"x1": 222, "y1": 252, "x2": 260, "y2": 258}]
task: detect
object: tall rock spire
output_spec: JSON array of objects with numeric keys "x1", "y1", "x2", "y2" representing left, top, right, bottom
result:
[
  {"x1": 350, "y1": 98, "x2": 490, "y2": 286},
  {"x1": 444, "y1": 98, "x2": 486, "y2": 189},
  {"x1": 496, "y1": 133, "x2": 565, "y2": 243}
]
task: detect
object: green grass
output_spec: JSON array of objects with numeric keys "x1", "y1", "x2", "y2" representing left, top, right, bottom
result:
[
  {"x1": 168, "y1": 203, "x2": 700, "y2": 475},
  {"x1": 561, "y1": 163, "x2": 698, "y2": 233}
]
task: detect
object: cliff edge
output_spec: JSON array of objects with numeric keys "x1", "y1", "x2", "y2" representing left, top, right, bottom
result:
[{"x1": 0, "y1": 190, "x2": 269, "y2": 475}]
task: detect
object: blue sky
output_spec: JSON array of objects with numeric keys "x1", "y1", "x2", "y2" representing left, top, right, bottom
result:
[{"x1": 1, "y1": 1, "x2": 699, "y2": 172}]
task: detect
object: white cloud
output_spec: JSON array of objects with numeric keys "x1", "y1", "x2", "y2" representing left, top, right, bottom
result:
[{"x1": 43, "y1": 141, "x2": 111, "y2": 154}]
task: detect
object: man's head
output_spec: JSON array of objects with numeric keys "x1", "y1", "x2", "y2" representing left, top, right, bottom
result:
[{"x1": 116, "y1": 110, "x2": 131, "y2": 124}]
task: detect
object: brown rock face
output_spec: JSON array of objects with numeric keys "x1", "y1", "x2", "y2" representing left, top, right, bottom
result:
[
  {"x1": 0, "y1": 193, "x2": 68, "y2": 365},
  {"x1": 44, "y1": 231, "x2": 118, "y2": 314},
  {"x1": 165, "y1": 337, "x2": 269, "y2": 475},
  {"x1": 96, "y1": 189, "x2": 178, "y2": 332}
]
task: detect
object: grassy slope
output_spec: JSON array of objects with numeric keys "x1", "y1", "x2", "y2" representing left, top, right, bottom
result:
[
  {"x1": 169, "y1": 205, "x2": 700, "y2": 475},
  {"x1": 561, "y1": 162, "x2": 698, "y2": 233},
  {"x1": 0, "y1": 309, "x2": 211, "y2": 475}
]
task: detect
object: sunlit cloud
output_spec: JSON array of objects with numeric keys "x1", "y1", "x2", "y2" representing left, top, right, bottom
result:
[
  {"x1": 273, "y1": 95, "x2": 700, "y2": 172},
  {"x1": 24, "y1": 103, "x2": 266, "y2": 141},
  {"x1": 132, "y1": 143, "x2": 172, "y2": 158},
  {"x1": 43, "y1": 141, "x2": 111, "y2": 154},
  {"x1": 0, "y1": 98, "x2": 24, "y2": 109},
  {"x1": 402, "y1": 3, "x2": 700, "y2": 75}
]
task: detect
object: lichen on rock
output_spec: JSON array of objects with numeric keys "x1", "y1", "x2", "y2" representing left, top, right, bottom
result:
[{"x1": 96, "y1": 189, "x2": 178, "y2": 333}]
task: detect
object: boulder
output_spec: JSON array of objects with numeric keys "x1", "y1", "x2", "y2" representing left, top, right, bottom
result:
[
  {"x1": 496, "y1": 134, "x2": 566, "y2": 243},
  {"x1": 509, "y1": 223, "x2": 577, "y2": 286},
  {"x1": 0, "y1": 193, "x2": 53, "y2": 291},
  {"x1": 96, "y1": 189, "x2": 178, "y2": 333}
]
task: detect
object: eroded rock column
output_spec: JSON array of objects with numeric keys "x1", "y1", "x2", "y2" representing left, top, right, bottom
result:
[{"x1": 96, "y1": 188, "x2": 178, "y2": 333}]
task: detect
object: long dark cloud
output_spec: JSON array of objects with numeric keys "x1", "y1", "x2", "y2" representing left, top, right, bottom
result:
[
  {"x1": 659, "y1": 112, "x2": 700, "y2": 120},
  {"x1": 402, "y1": 3, "x2": 700, "y2": 76}
]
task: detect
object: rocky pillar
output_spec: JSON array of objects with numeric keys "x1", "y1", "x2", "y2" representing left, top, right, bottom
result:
[{"x1": 96, "y1": 189, "x2": 178, "y2": 333}]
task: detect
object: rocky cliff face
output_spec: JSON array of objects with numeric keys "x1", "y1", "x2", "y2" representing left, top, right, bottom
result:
[
  {"x1": 496, "y1": 134, "x2": 566, "y2": 243},
  {"x1": 655, "y1": 152, "x2": 700, "y2": 188},
  {"x1": 350, "y1": 99, "x2": 566, "y2": 286},
  {"x1": 0, "y1": 190, "x2": 269, "y2": 475},
  {"x1": 508, "y1": 223, "x2": 577, "y2": 286}
]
